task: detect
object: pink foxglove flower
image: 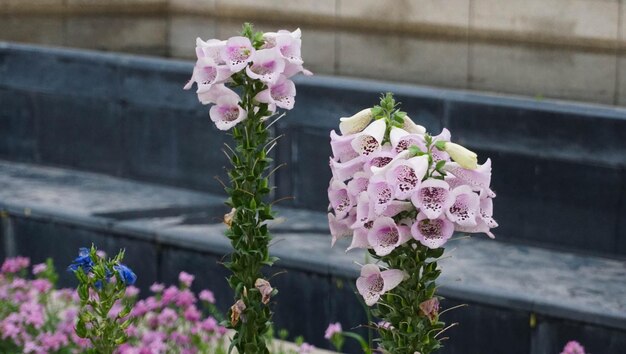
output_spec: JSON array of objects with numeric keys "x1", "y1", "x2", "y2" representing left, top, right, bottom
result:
[
  {"x1": 184, "y1": 57, "x2": 232, "y2": 94},
  {"x1": 209, "y1": 93, "x2": 246, "y2": 131},
  {"x1": 245, "y1": 48, "x2": 285, "y2": 84},
  {"x1": 330, "y1": 130, "x2": 360, "y2": 163},
  {"x1": 351, "y1": 119, "x2": 386, "y2": 156},
  {"x1": 446, "y1": 185, "x2": 480, "y2": 227},
  {"x1": 411, "y1": 213, "x2": 454, "y2": 249},
  {"x1": 367, "y1": 217, "x2": 411, "y2": 256},
  {"x1": 221, "y1": 36, "x2": 254, "y2": 72},
  {"x1": 411, "y1": 179, "x2": 452, "y2": 219},
  {"x1": 328, "y1": 212, "x2": 354, "y2": 247},
  {"x1": 195, "y1": 38, "x2": 226, "y2": 64},
  {"x1": 385, "y1": 155, "x2": 429, "y2": 199},
  {"x1": 255, "y1": 75, "x2": 296, "y2": 111},
  {"x1": 328, "y1": 180, "x2": 354, "y2": 219},
  {"x1": 445, "y1": 158, "x2": 495, "y2": 197},
  {"x1": 367, "y1": 176, "x2": 395, "y2": 216},
  {"x1": 356, "y1": 264, "x2": 405, "y2": 306},
  {"x1": 390, "y1": 127, "x2": 425, "y2": 153},
  {"x1": 455, "y1": 197, "x2": 498, "y2": 238}
]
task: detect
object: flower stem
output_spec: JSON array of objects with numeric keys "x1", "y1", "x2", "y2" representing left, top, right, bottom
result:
[{"x1": 224, "y1": 72, "x2": 276, "y2": 354}]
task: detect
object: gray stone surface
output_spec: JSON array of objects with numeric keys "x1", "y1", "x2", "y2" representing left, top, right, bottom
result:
[{"x1": 1, "y1": 159, "x2": 625, "y2": 336}]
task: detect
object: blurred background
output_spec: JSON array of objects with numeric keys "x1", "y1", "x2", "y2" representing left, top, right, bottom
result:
[{"x1": 1, "y1": 1, "x2": 626, "y2": 353}]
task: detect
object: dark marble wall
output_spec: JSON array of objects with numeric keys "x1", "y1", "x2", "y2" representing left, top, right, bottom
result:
[{"x1": 1, "y1": 43, "x2": 625, "y2": 257}]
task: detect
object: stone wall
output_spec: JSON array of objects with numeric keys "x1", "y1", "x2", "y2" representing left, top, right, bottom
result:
[{"x1": 3, "y1": 0, "x2": 625, "y2": 49}]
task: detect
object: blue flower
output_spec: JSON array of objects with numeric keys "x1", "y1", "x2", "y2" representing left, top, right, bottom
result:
[
  {"x1": 94, "y1": 268, "x2": 113, "y2": 290},
  {"x1": 113, "y1": 264, "x2": 137, "y2": 286},
  {"x1": 67, "y1": 247, "x2": 94, "y2": 273}
]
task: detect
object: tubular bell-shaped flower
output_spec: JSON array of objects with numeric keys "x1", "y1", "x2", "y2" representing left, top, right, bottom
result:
[
  {"x1": 330, "y1": 130, "x2": 360, "y2": 163},
  {"x1": 328, "y1": 180, "x2": 354, "y2": 219},
  {"x1": 385, "y1": 155, "x2": 429, "y2": 200},
  {"x1": 196, "y1": 38, "x2": 226, "y2": 64},
  {"x1": 446, "y1": 185, "x2": 480, "y2": 227},
  {"x1": 351, "y1": 119, "x2": 386, "y2": 156},
  {"x1": 390, "y1": 127, "x2": 426, "y2": 153},
  {"x1": 367, "y1": 217, "x2": 412, "y2": 256},
  {"x1": 411, "y1": 179, "x2": 452, "y2": 219},
  {"x1": 245, "y1": 48, "x2": 285, "y2": 84},
  {"x1": 221, "y1": 36, "x2": 254, "y2": 72},
  {"x1": 255, "y1": 75, "x2": 296, "y2": 112},
  {"x1": 455, "y1": 197, "x2": 498, "y2": 238},
  {"x1": 445, "y1": 158, "x2": 495, "y2": 197},
  {"x1": 356, "y1": 264, "x2": 406, "y2": 306},
  {"x1": 367, "y1": 176, "x2": 395, "y2": 216},
  {"x1": 184, "y1": 57, "x2": 232, "y2": 93},
  {"x1": 411, "y1": 213, "x2": 454, "y2": 249},
  {"x1": 328, "y1": 213, "x2": 354, "y2": 247},
  {"x1": 329, "y1": 156, "x2": 366, "y2": 182},
  {"x1": 209, "y1": 94, "x2": 246, "y2": 131}
]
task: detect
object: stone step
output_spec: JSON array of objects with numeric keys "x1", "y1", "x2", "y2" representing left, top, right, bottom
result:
[{"x1": 1, "y1": 160, "x2": 624, "y2": 354}]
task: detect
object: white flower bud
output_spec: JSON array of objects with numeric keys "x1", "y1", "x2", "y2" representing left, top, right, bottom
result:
[
  {"x1": 402, "y1": 115, "x2": 426, "y2": 135},
  {"x1": 444, "y1": 142, "x2": 478, "y2": 170},
  {"x1": 339, "y1": 108, "x2": 373, "y2": 135}
]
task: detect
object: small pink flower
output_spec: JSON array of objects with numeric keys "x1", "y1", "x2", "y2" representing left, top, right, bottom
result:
[
  {"x1": 157, "y1": 308, "x2": 178, "y2": 326},
  {"x1": 175, "y1": 289, "x2": 196, "y2": 307},
  {"x1": 324, "y1": 322, "x2": 342, "y2": 339},
  {"x1": 150, "y1": 282, "x2": 164, "y2": 293},
  {"x1": 1, "y1": 256, "x2": 30, "y2": 273},
  {"x1": 125, "y1": 285, "x2": 140, "y2": 297},
  {"x1": 184, "y1": 305, "x2": 201, "y2": 322},
  {"x1": 561, "y1": 340, "x2": 586, "y2": 354},
  {"x1": 162, "y1": 285, "x2": 179, "y2": 305},
  {"x1": 356, "y1": 264, "x2": 405, "y2": 306},
  {"x1": 178, "y1": 271, "x2": 195, "y2": 288},
  {"x1": 31, "y1": 279, "x2": 52, "y2": 293},
  {"x1": 32, "y1": 263, "x2": 47, "y2": 275},
  {"x1": 201, "y1": 317, "x2": 218, "y2": 332},
  {"x1": 199, "y1": 289, "x2": 215, "y2": 304},
  {"x1": 298, "y1": 343, "x2": 315, "y2": 354}
]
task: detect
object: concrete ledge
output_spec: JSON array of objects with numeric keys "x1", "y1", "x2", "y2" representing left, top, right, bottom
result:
[
  {"x1": 1, "y1": 160, "x2": 625, "y2": 354},
  {"x1": 3, "y1": 0, "x2": 625, "y2": 50}
]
